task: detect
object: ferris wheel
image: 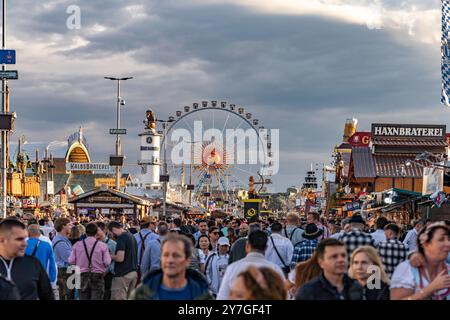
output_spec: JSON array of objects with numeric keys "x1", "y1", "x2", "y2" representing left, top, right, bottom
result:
[{"x1": 161, "y1": 100, "x2": 274, "y2": 213}]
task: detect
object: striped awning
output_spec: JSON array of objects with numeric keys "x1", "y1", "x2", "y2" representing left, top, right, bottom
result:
[{"x1": 374, "y1": 154, "x2": 425, "y2": 177}]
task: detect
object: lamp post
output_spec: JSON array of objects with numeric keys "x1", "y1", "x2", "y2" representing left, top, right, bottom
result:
[{"x1": 104, "y1": 76, "x2": 133, "y2": 190}]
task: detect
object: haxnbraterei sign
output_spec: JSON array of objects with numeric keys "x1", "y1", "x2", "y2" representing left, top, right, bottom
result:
[
  {"x1": 66, "y1": 162, "x2": 113, "y2": 173},
  {"x1": 371, "y1": 124, "x2": 446, "y2": 139}
]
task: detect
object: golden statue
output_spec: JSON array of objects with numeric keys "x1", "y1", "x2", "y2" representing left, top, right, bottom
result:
[
  {"x1": 145, "y1": 109, "x2": 156, "y2": 130},
  {"x1": 248, "y1": 176, "x2": 255, "y2": 198}
]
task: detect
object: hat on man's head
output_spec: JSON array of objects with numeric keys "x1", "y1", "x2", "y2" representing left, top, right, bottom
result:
[
  {"x1": 349, "y1": 214, "x2": 365, "y2": 224},
  {"x1": 218, "y1": 237, "x2": 230, "y2": 246},
  {"x1": 303, "y1": 223, "x2": 323, "y2": 240}
]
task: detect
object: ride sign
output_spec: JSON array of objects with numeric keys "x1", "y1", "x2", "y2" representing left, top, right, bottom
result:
[
  {"x1": 0, "y1": 70, "x2": 18, "y2": 80},
  {"x1": 243, "y1": 199, "x2": 261, "y2": 222},
  {"x1": 0, "y1": 49, "x2": 16, "y2": 64}
]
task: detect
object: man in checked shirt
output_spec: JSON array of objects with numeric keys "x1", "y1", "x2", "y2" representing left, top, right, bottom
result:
[
  {"x1": 377, "y1": 223, "x2": 407, "y2": 278},
  {"x1": 290, "y1": 223, "x2": 323, "y2": 268}
]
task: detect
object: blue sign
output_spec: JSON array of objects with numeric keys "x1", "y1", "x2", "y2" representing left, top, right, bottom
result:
[{"x1": 0, "y1": 50, "x2": 16, "y2": 64}]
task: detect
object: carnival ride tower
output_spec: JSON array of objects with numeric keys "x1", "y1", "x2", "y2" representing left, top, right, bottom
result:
[{"x1": 138, "y1": 110, "x2": 161, "y2": 189}]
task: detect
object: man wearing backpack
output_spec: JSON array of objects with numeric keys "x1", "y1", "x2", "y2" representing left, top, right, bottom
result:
[
  {"x1": 69, "y1": 223, "x2": 111, "y2": 300},
  {"x1": 140, "y1": 221, "x2": 169, "y2": 277},
  {"x1": 52, "y1": 217, "x2": 73, "y2": 300},
  {"x1": 283, "y1": 213, "x2": 304, "y2": 246},
  {"x1": 25, "y1": 224, "x2": 57, "y2": 287},
  {"x1": 134, "y1": 216, "x2": 158, "y2": 282}
]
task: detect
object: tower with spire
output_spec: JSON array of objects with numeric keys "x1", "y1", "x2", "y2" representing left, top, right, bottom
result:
[
  {"x1": 302, "y1": 164, "x2": 318, "y2": 191},
  {"x1": 138, "y1": 109, "x2": 161, "y2": 189}
]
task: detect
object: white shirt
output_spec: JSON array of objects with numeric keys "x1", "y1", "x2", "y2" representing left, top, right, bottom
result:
[
  {"x1": 391, "y1": 260, "x2": 450, "y2": 300},
  {"x1": 205, "y1": 253, "x2": 229, "y2": 295},
  {"x1": 403, "y1": 228, "x2": 418, "y2": 253},
  {"x1": 371, "y1": 229, "x2": 387, "y2": 246},
  {"x1": 40, "y1": 225, "x2": 54, "y2": 238},
  {"x1": 265, "y1": 233, "x2": 294, "y2": 269},
  {"x1": 216, "y1": 252, "x2": 284, "y2": 300},
  {"x1": 331, "y1": 231, "x2": 344, "y2": 239},
  {"x1": 39, "y1": 235, "x2": 52, "y2": 246}
]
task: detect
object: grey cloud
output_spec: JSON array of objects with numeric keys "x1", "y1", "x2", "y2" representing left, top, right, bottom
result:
[{"x1": 5, "y1": 0, "x2": 447, "y2": 190}]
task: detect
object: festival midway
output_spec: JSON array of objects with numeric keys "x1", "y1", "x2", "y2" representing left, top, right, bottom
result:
[{"x1": 0, "y1": 0, "x2": 450, "y2": 309}]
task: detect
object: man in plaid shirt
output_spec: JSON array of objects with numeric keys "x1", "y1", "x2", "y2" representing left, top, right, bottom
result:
[
  {"x1": 290, "y1": 223, "x2": 323, "y2": 268},
  {"x1": 338, "y1": 214, "x2": 375, "y2": 258},
  {"x1": 377, "y1": 223, "x2": 407, "y2": 278}
]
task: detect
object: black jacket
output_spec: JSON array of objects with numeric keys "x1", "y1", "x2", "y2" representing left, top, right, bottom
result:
[
  {"x1": 0, "y1": 275, "x2": 21, "y2": 300},
  {"x1": 296, "y1": 273, "x2": 363, "y2": 300},
  {"x1": 130, "y1": 268, "x2": 213, "y2": 300},
  {"x1": 228, "y1": 237, "x2": 247, "y2": 264},
  {"x1": 0, "y1": 255, "x2": 54, "y2": 300},
  {"x1": 363, "y1": 281, "x2": 390, "y2": 300}
]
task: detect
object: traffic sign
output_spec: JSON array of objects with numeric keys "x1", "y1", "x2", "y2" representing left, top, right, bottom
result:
[
  {"x1": 0, "y1": 70, "x2": 18, "y2": 80},
  {"x1": 109, "y1": 129, "x2": 127, "y2": 134},
  {"x1": 0, "y1": 50, "x2": 15, "y2": 64}
]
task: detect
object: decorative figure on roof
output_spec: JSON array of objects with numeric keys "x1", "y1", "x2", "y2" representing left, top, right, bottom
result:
[
  {"x1": 145, "y1": 109, "x2": 156, "y2": 130},
  {"x1": 248, "y1": 176, "x2": 255, "y2": 198},
  {"x1": 335, "y1": 151, "x2": 344, "y2": 193}
]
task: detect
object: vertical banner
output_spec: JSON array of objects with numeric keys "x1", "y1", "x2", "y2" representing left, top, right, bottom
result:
[
  {"x1": 243, "y1": 199, "x2": 261, "y2": 222},
  {"x1": 422, "y1": 167, "x2": 444, "y2": 195},
  {"x1": 442, "y1": 0, "x2": 450, "y2": 106}
]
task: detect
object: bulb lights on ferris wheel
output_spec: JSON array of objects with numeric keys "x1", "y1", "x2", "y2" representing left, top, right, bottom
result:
[{"x1": 160, "y1": 100, "x2": 274, "y2": 213}]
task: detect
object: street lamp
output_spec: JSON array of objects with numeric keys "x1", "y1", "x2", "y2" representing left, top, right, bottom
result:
[{"x1": 104, "y1": 76, "x2": 133, "y2": 190}]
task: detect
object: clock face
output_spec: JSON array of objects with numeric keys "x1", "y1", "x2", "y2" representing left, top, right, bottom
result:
[{"x1": 146, "y1": 137, "x2": 153, "y2": 144}]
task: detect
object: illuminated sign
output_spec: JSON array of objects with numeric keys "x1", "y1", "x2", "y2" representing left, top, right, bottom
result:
[
  {"x1": 372, "y1": 124, "x2": 446, "y2": 138},
  {"x1": 349, "y1": 132, "x2": 371, "y2": 147}
]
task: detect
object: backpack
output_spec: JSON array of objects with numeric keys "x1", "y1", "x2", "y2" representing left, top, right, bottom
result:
[{"x1": 284, "y1": 227, "x2": 299, "y2": 241}]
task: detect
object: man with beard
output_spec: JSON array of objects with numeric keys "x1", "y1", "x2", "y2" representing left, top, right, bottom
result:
[
  {"x1": 295, "y1": 238, "x2": 363, "y2": 300},
  {"x1": 0, "y1": 219, "x2": 54, "y2": 300},
  {"x1": 130, "y1": 234, "x2": 212, "y2": 300}
]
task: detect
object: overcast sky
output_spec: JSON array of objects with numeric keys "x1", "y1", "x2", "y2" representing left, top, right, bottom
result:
[{"x1": 5, "y1": 0, "x2": 448, "y2": 191}]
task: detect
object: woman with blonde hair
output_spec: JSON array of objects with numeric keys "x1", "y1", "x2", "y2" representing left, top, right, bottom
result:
[
  {"x1": 349, "y1": 246, "x2": 390, "y2": 300},
  {"x1": 229, "y1": 266, "x2": 287, "y2": 300}
]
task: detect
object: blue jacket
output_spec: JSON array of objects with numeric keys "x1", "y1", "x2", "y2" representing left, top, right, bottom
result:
[
  {"x1": 140, "y1": 238, "x2": 162, "y2": 276},
  {"x1": 25, "y1": 238, "x2": 57, "y2": 283},
  {"x1": 52, "y1": 234, "x2": 72, "y2": 268},
  {"x1": 131, "y1": 268, "x2": 213, "y2": 300}
]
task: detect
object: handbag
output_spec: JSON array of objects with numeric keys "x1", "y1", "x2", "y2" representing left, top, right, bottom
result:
[{"x1": 269, "y1": 236, "x2": 290, "y2": 277}]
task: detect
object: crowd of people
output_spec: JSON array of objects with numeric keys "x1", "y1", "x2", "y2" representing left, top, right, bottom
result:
[{"x1": 0, "y1": 210, "x2": 449, "y2": 300}]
